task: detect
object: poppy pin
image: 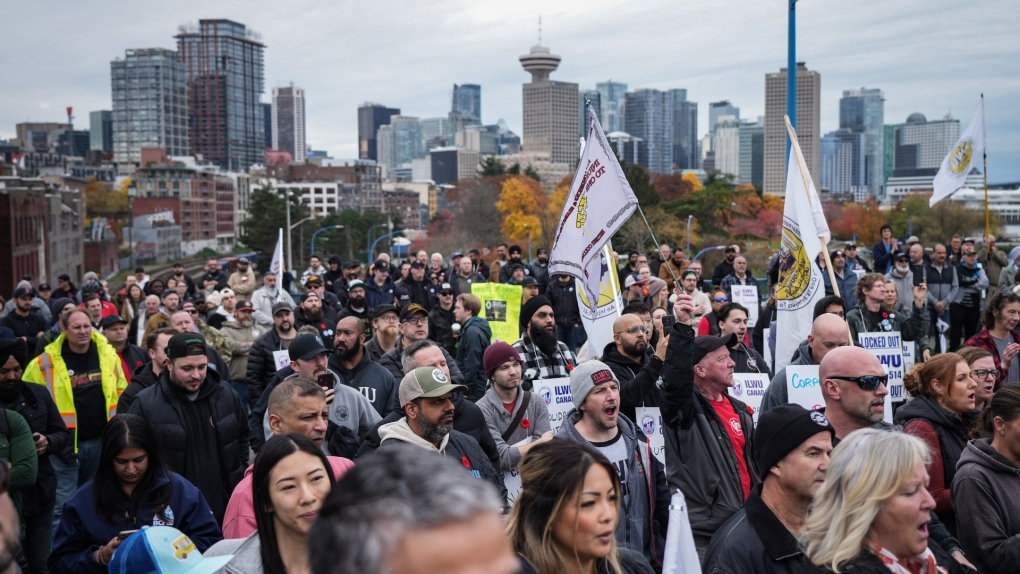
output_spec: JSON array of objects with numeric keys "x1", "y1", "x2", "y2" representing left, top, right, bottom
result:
[
  {"x1": 521, "y1": 418, "x2": 530, "y2": 429},
  {"x1": 461, "y1": 457, "x2": 471, "y2": 469}
]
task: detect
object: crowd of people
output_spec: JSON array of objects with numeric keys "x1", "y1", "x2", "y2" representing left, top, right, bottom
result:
[{"x1": 0, "y1": 234, "x2": 1018, "y2": 574}]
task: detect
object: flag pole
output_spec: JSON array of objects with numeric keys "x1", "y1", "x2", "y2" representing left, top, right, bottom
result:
[
  {"x1": 604, "y1": 244, "x2": 623, "y2": 318},
  {"x1": 636, "y1": 204, "x2": 680, "y2": 286},
  {"x1": 982, "y1": 93, "x2": 989, "y2": 239}
]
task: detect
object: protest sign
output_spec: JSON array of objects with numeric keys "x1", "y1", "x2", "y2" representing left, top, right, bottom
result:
[
  {"x1": 635, "y1": 406, "x2": 665, "y2": 465},
  {"x1": 786, "y1": 365, "x2": 823, "y2": 411},
  {"x1": 471, "y1": 282, "x2": 522, "y2": 343},
  {"x1": 902, "y1": 341, "x2": 916, "y2": 375},
  {"x1": 503, "y1": 437, "x2": 533, "y2": 506},
  {"x1": 533, "y1": 377, "x2": 575, "y2": 433},
  {"x1": 858, "y1": 331, "x2": 906, "y2": 405},
  {"x1": 272, "y1": 350, "x2": 291, "y2": 371},
  {"x1": 731, "y1": 373, "x2": 769, "y2": 426},
  {"x1": 730, "y1": 285, "x2": 760, "y2": 327}
]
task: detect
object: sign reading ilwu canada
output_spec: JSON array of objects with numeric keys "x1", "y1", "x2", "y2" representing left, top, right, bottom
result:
[
  {"x1": 470, "y1": 282, "x2": 522, "y2": 343},
  {"x1": 534, "y1": 377, "x2": 574, "y2": 434}
]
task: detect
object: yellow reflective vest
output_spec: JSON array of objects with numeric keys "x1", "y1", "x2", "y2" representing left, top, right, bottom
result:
[{"x1": 22, "y1": 330, "x2": 127, "y2": 452}]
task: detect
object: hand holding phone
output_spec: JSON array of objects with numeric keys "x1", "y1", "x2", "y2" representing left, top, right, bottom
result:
[{"x1": 118, "y1": 529, "x2": 139, "y2": 540}]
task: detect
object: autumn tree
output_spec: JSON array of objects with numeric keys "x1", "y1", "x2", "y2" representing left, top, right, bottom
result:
[
  {"x1": 663, "y1": 177, "x2": 735, "y2": 237},
  {"x1": 622, "y1": 162, "x2": 659, "y2": 206},
  {"x1": 615, "y1": 205, "x2": 693, "y2": 255},
  {"x1": 826, "y1": 197, "x2": 888, "y2": 245},
  {"x1": 886, "y1": 194, "x2": 1001, "y2": 245},
  {"x1": 496, "y1": 175, "x2": 548, "y2": 243}
]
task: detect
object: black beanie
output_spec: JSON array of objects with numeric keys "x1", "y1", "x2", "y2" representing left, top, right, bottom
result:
[
  {"x1": 520, "y1": 296, "x2": 552, "y2": 331},
  {"x1": 0, "y1": 338, "x2": 28, "y2": 369},
  {"x1": 753, "y1": 404, "x2": 835, "y2": 475}
]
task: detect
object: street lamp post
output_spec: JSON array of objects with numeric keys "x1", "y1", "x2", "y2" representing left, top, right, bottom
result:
[
  {"x1": 127, "y1": 184, "x2": 136, "y2": 269},
  {"x1": 369, "y1": 230, "x2": 403, "y2": 263},
  {"x1": 686, "y1": 215, "x2": 693, "y2": 254},
  {"x1": 788, "y1": 0, "x2": 798, "y2": 159},
  {"x1": 366, "y1": 222, "x2": 392, "y2": 260},
  {"x1": 311, "y1": 225, "x2": 344, "y2": 257}
]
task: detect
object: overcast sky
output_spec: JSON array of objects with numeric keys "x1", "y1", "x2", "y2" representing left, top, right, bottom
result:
[{"x1": 5, "y1": 0, "x2": 1018, "y2": 183}]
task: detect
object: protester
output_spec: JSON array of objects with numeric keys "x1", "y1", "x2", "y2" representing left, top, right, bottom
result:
[
  {"x1": 0, "y1": 389, "x2": 37, "y2": 566},
  {"x1": 846, "y1": 272, "x2": 931, "y2": 358},
  {"x1": 657, "y1": 247, "x2": 688, "y2": 291},
  {"x1": 364, "y1": 259, "x2": 397, "y2": 309},
  {"x1": 711, "y1": 246, "x2": 738, "y2": 285},
  {"x1": 127, "y1": 332, "x2": 249, "y2": 523},
  {"x1": 227, "y1": 257, "x2": 256, "y2": 301},
  {"x1": 49, "y1": 415, "x2": 221, "y2": 574},
  {"x1": 208, "y1": 288, "x2": 238, "y2": 330},
  {"x1": 997, "y1": 246, "x2": 1020, "y2": 295},
  {"x1": 602, "y1": 313, "x2": 668, "y2": 423},
  {"x1": 246, "y1": 302, "x2": 299, "y2": 408},
  {"x1": 696, "y1": 286, "x2": 729, "y2": 337},
  {"x1": 328, "y1": 316, "x2": 398, "y2": 417},
  {"x1": 142, "y1": 290, "x2": 179, "y2": 343},
  {"x1": 2, "y1": 286, "x2": 50, "y2": 357},
  {"x1": 926, "y1": 243, "x2": 959, "y2": 354},
  {"x1": 678, "y1": 271, "x2": 710, "y2": 328},
  {"x1": 951, "y1": 249, "x2": 988, "y2": 349},
  {"x1": 955, "y1": 346, "x2": 997, "y2": 411},
  {"x1": 396, "y1": 260, "x2": 433, "y2": 310},
  {"x1": 219, "y1": 299, "x2": 266, "y2": 386},
  {"x1": 167, "y1": 309, "x2": 233, "y2": 387},
  {"x1": 703, "y1": 404, "x2": 835, "y2": 573},
  {"x1": 363, "y1": 304, "x2": 398, "y2": 362},
  {"x1": 499, "y1": 245, "x2": 531, "y2": 283},
  {"x1": 454, "y1": 293, "x2": 491, "y2": 400},
  {"x1": 507, "y1": 439, "x2": 655, "y2": 574},
  {"x1": 118, "y1": 328, "x2": 175, "y2": 413},
  {"x1": 760, "y1": 314, "x2": 851, "y2": 412},
  {"x1": 427, "y1": 283, "x2": 457, "y2": 356},
  {"x1": 207, "y1": 434, "x2": 334, "y2": 574},
  {"x1": 251, "y1": 272, "x2": 295, "y2": 329},
  {"x1": 952, "y1": 385, "x2": 1020, "y2": 574},
  {"x1": 336, "y1": 280, "x2": 373, "y2": 340},
  {"x1": 802, "y1": 429, "x2": 970, "y2": 573},
  {"x1": 378, "y1": 303, "x2": 464, "y2": 384},
  {"x1": 872, "y1": 224, "x2": 901, "y2": 274},
  {"x1": 302, "y1": 275, "x2": 341, "y2": 319},
  {"x1": 39, "y1": 298, "x2": 78, "y2": 356},
  {"x1": 894, "y1": 353, "x2": 976, "y2": 536},
  {"x1": 823, "y1": 249, "x2": 859, "y2": 307},
  {"x1": 514, "y1": 296, "x2": 578, "y2": 391},
  {"x1": 222, "y1": 380, "x2": 355, "y2": 539},
  {"x1": 716, "y1": 302, "x2": 769, "y2": 378},
  {"x1": 299, "y1": 255, "x2": 328, "y2": 289},
  {"x1": 885, "y1": 252, "x2": 915, "y2": 316},
  {"x1": 965, "y1": 290, "x2": 1020, "y2": 386}
]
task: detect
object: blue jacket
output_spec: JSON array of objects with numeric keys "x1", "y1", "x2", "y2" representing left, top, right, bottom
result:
[
  {"x1": 50, "y1": 471, "x2": 222, "y2": 574},
  {"x1": 364, "y1": 278, "x2": 397, "y2": 310}
]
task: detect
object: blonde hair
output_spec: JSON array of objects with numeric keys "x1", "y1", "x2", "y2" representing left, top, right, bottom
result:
[{"x1": 802, "y1": 429, "x2": 932, "y2": 572}]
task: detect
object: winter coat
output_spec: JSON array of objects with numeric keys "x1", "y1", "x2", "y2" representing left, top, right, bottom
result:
[
  {"x1": 952, "y1": 438, "x2": 1020, "y2": 574},
  {"x1": 557, "y1": 411, "x2": 670, "y2": 568},
  {"x1": 227, "y1": 267, "x2": 257, "y2": 299},
  {"x1": 452, "y1": 272, "x2": 487, "y2": 298},
  {"x1": 475, "y1": 386, "x2": 551, "y2": 472},
  {"x1": 998, "y1": 262, "x2": 1019, "y2": 294},
  {"x1": 337, "y1": 304, "x2": 373, "y2": 340},
  {"x1": 925, "y1": 263, "x2": 959, "y2": 310},
  {"x1": 660, "y1": 321, "x2": 757, "y2": 554},
  {"x1": 601, "y1": 342, "x2": 664, "y2": 424},
  {"x1": 760, "y1": 339, "x2": 813, "y2": 412},
  {"x1": 364, "y1": 278, "x2": 397, "y2": 310},
  {"x1": 513, "y1": 334, "x2": 578, "y2": 391},
  {"x1": 0, "y1": 310, "x2": 49, "y2": 356},
  {"x1": 872, "y1": 239, "x2": 900, "y2": 274},
  {"x1": 456, "y1": 316, "x2": 492, "y2": 399},
  {"x1": 810, "y1": 545, "x2": 972, "y2": 574},
  {"x1": 965, "y1": 327, "x2": 1020, "y2": 387},
  {"x1": 293, "y1": 309, "x2": 336, "y2": 349},
  {"x1": 894, "y1": 395, "x2": 975, "y2": 535},
  {"x1": 822, "y1": 268, "x2": 859, "y2": 308},
  {"x1": 49, "y1": 471, "x2": 222, "y2": 574},
  {"x1": 885, "y1": 267, "x2": 915, "y2": 317},
  {"x1": 328, "y1": 349, "x2": 399, "y2": 417},
  {"x1": 118, "y1": 362, "x2": 161, "y2": 414},
  {"x1": 845, "y1": 303, "x2": 930, "y2": 351},
  {"x1": 428, "y1": 304, "x2": 457, "y2": 356},
  {"x1": 977, "y1": 246, "x2": 1009, "y2": 287},
  {"x1": 378, "y1": 338, "x2": 465, "y2": 387},
  {"x1": 250, "y1": 286, "x2": 295, "y2": 328},
  {"x1": 395, "y1": 277, "x2": 434, "y2": 310},
  {"x1": 953, "y1": 262, "x2": 988, "y2": 307},
  {"x1": 2, "y1": 382, "x2": 71, "y2": 517},
  {"x1": 245, "y1": 328, "x2": 290, "y2": 407},
  {"x1": 219, "y1": 319, "x2": 267, "y2": 381},
  {"x1": 545, "y1": 280, "x2": 581, "y2": 328},
  {"x1": 517, "y1": 548, "x2": 655, "y2": 574},
  {"x1": 703, "y1": 484, "x2": 817, "y2": 574},
  {"x1": 0, "y1": 408, "x2": 38, "y2": 528}
]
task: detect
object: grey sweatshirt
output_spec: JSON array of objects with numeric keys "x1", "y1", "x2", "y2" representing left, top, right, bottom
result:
[
  {"x1": 475, "y1": 385, "x2": 552, "y2": 471},
  {"x1": 952, "y1": 437, "x2": 1020, "y2": 574},
  {"x1": 261, "y1": 370, "x2": 380, "y2": 443}
]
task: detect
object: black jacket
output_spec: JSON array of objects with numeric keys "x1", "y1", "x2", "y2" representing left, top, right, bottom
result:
[
  {"x1": 1, "y1": 382, "x2": 71, "y2": 517},
  {"x1": 378, "y1": 338, "x2": 465, "y2": 388},
  {"x1": 120, "y1": 343, "x2": 149, "y2": 378},
  {"x1": 545, "y1": 279, "x2": 581, "y2": 328},
  {"x1": 812, "y1": 545, "x2": 973, "y2": 574},
  {"x1": 1, "y1": 311, "x2": 49, "y2": 356},
  {"x1": 118, "y1": 362, "x2": 161, "y2": 413},
  {"x1": 703, "y1": 484, "x2": 816, "y2": 574},
  {"x1": 293, "y1": 309, "x2": 337, "y2": 349},
  {"x1": 428, "y1": 304, "x2": 457, "y2": 356},
  {"x1": 245, "y1": 328, "x2": 287, "y2": 407},
  {"x1": 328, "y1": 350, "x2": 398, "y2": 418},
  {"x1": 601, "y1": 342, "x2": 664, "y2": 424},
  {"x1": 395, "y1": 277, "x2": 434, "y2": 310},
  {"x1": 337, "y1": 305, "x2": 373, "y2": 340},
  {"x1": 518, "y1": 548, "x2": 654, "y2": 574}
]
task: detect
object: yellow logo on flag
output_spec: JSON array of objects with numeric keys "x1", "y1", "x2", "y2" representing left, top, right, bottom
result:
[
  {"x1": 777, "y1": 222, "x2": 818, "y2": 310},
  {"x1": 576, "y1": 195, "x2": 588, "y2": 228},
  {"x1": 949, "y1": 140, "x2": 973, "y2": 175}
]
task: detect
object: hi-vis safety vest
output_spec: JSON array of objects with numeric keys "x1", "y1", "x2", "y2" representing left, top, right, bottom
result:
[{"x1": 22, "y1": 331, "x2": 127, "y2": 452}]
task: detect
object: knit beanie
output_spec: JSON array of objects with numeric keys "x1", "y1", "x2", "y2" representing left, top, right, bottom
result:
[
  {"x1": 483, "y1": 342, "x2": 522, "y2": 380},
  {"x1": 569, "y1": 360, "x2": 618, "y2": 408},
  {"x1": 753, "y1": 404, "x2": 836, "y2": 474},
  {"x1": 520, "y1": 295, "x2": 552, "y2": 331}
]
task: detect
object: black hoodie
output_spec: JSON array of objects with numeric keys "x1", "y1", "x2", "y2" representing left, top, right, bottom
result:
[
  {"x1": 118, "y1": 361, "x2": 161, "y2": 413},
  {"x1": 601, "y1": 342, "x2": 664, "y2": 423}
]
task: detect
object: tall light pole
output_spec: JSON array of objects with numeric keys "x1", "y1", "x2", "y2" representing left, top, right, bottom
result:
[
  {"x1": 686, "y1": 215, "x2": 693, "y2": 254},
  {"x1": 285, "y1": 186, "x2": 292, "y2": 273},
  {"x1": 788, "y1": 0, "x2": 798, "y2": 159}
]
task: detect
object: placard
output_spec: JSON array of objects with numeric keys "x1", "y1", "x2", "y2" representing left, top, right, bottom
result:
[
  {"x1": 731, "y1": 285, "x2": 760, "y2": 327},
  {"x1": 471, "y1": 282, "x2": 522, "y2": 343},
  {"x1": 786, "y1": 365, "x2": 824, "y2": 411},
  {"x1": 533, "y1": 377, "x2": 574, "y2": 433},
  {"x1": 503, "y1": 437, "x2": 532, "y2": 506},
  {"x1": 635, "y1": 406, "x2": 665, "y2": 465},
  {"x1": 272, "y1": 350, "x2": 291, "y2": 371},
  {"x1": 731, "y1": 373, "x2": 769, "y2": 426},
  {"x1": 858, "y1": 331, "x2": 906, "y2": 404}
]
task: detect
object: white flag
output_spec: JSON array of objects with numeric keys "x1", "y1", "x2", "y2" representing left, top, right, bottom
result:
[
  {"x1": 269, "y1": 228, "x2": 285, "y2": 275},
  {"x1": 549, "y1": 104, "x2": 639, "y2": 311},
  {"x1": 775, "y1": 117, "x2": 831, "y2": 373},
  {"x1": 931, "y1": 99, "x2": 984, "y2": 207},
  {"x1": 576, "y1": 245, "x2": 624, "y2": 360}
]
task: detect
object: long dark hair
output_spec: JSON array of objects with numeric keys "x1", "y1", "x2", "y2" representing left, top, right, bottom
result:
[
  {"x1": 93, "y1": 414, "x2": 171, "y2": 523},
  {"x1": 254, "y1": 433, "x2": 334, "y2": 574},
  {"x1": 983, "y1": 290, "x2": 1020, "y2": 329}
]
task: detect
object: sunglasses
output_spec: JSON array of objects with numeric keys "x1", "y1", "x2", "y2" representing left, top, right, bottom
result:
[
  {"x1": 971, "y1": 369, "x2": 999, "y2": 381},
  {"x1": 830, "y1": 374, "x2": 889, "y2": 391},
  {"x1": 714, "y1": 297, "x2": 729, "y2": 303},
  {"x1": 615, "y1": 325, "x2": 649, "y2": 336}
]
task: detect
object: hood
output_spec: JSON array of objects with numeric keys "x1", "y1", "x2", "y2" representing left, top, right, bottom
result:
[
  {"x1": 463, "y1": 316, "x2": 491, "y2": 338},
  {"x1": 601, "y1": 342, "x2": 644, "y2": 370},
  {"x1": 792, "y1": 338, "x2": 813, "y2": 365},
  {"x1": 893, "y1": 395, "x2": 971, "y2": 432},
  {"x1": 328, "y1": 254, "x2": 342, "y2": 265},
  {"x1": 888, "y1": 266, "x2": 911, "y2": 279},
  {"x1": 958, "y1": 437, "x2": 1020, "y2": 476},
  {"x1": 378, "y1": 417, "x2": 450, "y2": 453},
  {"x1": 49, "y1": 297, "x2": 74, "y2": 320},
  {"x1": 131, "y1": 362, "x2": 160, "y2": 389}
]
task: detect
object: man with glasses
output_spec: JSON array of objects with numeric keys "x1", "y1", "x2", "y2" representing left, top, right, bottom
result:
[
  {"x1": 603, "y1": 313, "x2": 670, "y2": 423},
  {"x1": 428, "y1": 283, "x2": 458, "y2": 356},
  {"x1": 760, "y1": 313, "x2": 851, "y2": 412},
  {"x1": 379, "y1": 304, "x2": 465, "y2": 386},
  {"x1": 698, "y1": 286, "x2": 730, "y2": 337},
  {"x1": 245, "y1": 302, "x2": 299, "y2": 408}
]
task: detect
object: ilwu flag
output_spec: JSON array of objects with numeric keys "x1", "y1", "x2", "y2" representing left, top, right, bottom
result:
[
  {"x1": 269, "y1": 229, "x2": 285, "y2": 275},
  {"x1": 549, "y1": 104, "x2": 638, "y2": 311},
  {"x1": 931, "y1": 99, "x2": 985, "y2": 207},
  {"x1": 775, "y1": 116, "x2": 831, "y2": 373}
]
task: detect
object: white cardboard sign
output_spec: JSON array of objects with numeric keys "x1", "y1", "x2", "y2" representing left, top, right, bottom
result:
[
  {"x1": 533, "y1": 377, "x2": 575, "y2": 433},
  {"x1": 731, "y1": 285, "x2": 760, "y2": 327},
  {"x1": 731, "y1": 373, "x2": 769, "y2": 426},
  {"x1": 635, "y1": 406, "x2": 665, "y2": 466},
  {"x1": 858, "y1": 331, "x2": 906, "y2": 405}
]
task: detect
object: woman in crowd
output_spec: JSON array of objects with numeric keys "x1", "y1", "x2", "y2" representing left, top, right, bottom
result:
[
  {"x1": 637, "y1": 265, "x2": 652, "y2": 283},
  {"x1": 716, "y1": 302, "x2": 770, "y2": 378},
  {"x1": 651, "y1": 307, "x2": 668, "y2": 340},
  {"x1": 883, "y1": 279, "x2": 910, "y2": 316},
  {"x1": 146, "y1": 279, "x2": 165, "y2": 298},
  {"x1": 120, "y1": 284, "x2": 145, "y2": 323},
  {"x1": 965, "y1": 290, "x2": 1020, "y2": 386},
  {"x1": 696, "y1": 286, "x2": 729, "y2": 336},
  {"x1": 205, "y1": 433, "x2": 334, "y2": 574},
  {"x1": 893, "y1": 353, "x2": 977, "y2": 536},
  {"x1": 802, "y1": 429, "x2": 971, "y2": 573},
  {"x1": 506, "y1": 439, "x2": 654, "y2": 574},
  {"x1": 955, "y1": 346, "x2": 997, "y2": 412},
  {"x1": 50, "y1": 414, "x2": 221, "y2": 573},
  {"x1": 645, "y1": 278, "x2": 670, "y2": 312},
  {"x1": 952, "y1": 385, "x2": 1020, "y2": 574}
]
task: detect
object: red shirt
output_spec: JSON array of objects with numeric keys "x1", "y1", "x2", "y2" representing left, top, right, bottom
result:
[{"x1": 709, "y1": 396, "x2": 751, "y2": 500}]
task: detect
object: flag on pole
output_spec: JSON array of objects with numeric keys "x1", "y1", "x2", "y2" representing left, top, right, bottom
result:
[
  {"x1": 269, "y1": 228, "x2": 285, "y2": 275},
  {"x1": 576, "y1": 245, "x2": 624, "y2": 360},
  {"x1": 931, "y1": 99, "x2": 984, "y2": 207},
  {"x1": 549, "y1": 104, "x2": 638, "y2": 312},
  {"x1": 775, "y1": 117, "x2": 831, "y2": 373}
]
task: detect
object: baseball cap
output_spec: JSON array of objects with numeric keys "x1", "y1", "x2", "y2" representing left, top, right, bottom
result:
[
  {"x1": 906, "y1": 235, "x2": 920, "y2": 244},
  {"x1": 831, "y1": 250, "x2": 845, "y2": 258},
  {"x1": 410, "y1": 261, "x2": 426, "y2": 269},
  {"x1": 372, "y1": 304, "x2": 399, "y2": 319},
  {"x1": 109, "y1": 525, "x2": 233, "y2": 574},
  {"x1": 373, "y1": 259, "x2": 389, "y2": 271},
  {"x1": 238, "y1": 256, "x2": 250, "y2": 264},
  {"x1": 399, "y1": 303, "x2": 428, "y2": 322},
  {"x1": 288, "y1": 333, "x2": 331, "y2": 362},
  {"x1": 271, "y1": 301, "x2": 294, "y2": 315},
  {"x1": 623, "y1": 273, "x2": 645, "y2": 288},
  {"x1": 399, "y1": 366, "x2": 468, "y2": 407},
  {"x1": 342, "y1": 261, "x2": 361, "y2": 270},
  {"x1": 304, "y1": 274, "x2": 323, "y2": 287},
  {"x1": 100, "y1": 315, "x2": 128, "y2": 329},
  {"x1": 845, "y1": 242, "x2": 857, "y2": 248},
  {"x1": 191, "y1": 292, "x2": 206, "y2": 304},
  {"x1": 519, "y1": 276, "x2": 538, "y2": 287},
  {"x1": 235, "y1": 300, "x2": 253, "y2": 311},
  {"x1": 300, "y1": 291, "x2": 320, "y2": 303},
  {"x1": 38, "y1": 283, "x2": 51, "y2": 291},
  {"x1": 347, "y1": 279, "x2": 366, "y2": 292},
  {"x1": 691, "y1": 333, "x2": 738, "y2": 365},
  {"x1": 12, "y1": 287, "x2": 34, "y2": 299},
  {"x1": 166, "y1": 333, "x2": 207, "y2": 360},
  {"x1": 437, "y1": 282, "x2": 453, "y2": 294},
  {"x1": 895, "y1": 252, "x2": 910, "y2": 262}
]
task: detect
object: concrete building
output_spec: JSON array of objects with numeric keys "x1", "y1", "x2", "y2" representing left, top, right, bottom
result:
[
  {"x1": 764, "y1": 63, "x2": 821, "y2": 196},
  {"x1": 89, "y1": 111, "x2": 113, "y2": 153},
  {"x1": 383, "y1": 188, "x2": 422, "y2": 230},
  {"x1": 429, "y1": 148, "x2": 480, "y2": 186},
  {"x1": 491, "y1": 151, "x2": 571, "y2": 192},
  {"x1": 131, "y1": 211, "x2": 182, "y2": 264},
  {"x1": 709, "y1": 100, "x2": 740, "y2": 139},
  {"x1": 839, "y1": 88, "x2": 884, "y2": 198},
  {"x1": 890, "y1": 112, "x2": 961, "y2": 178},
  {"x1": 15, "y1": 123, "x2": 71, "y2": 153},
  {"x1": 738, "y1": 119, "x2": 765, "y2": 188},
  {"x1": 671, "y1": 89, "x2": 699, "y2": 171},
  {"x1": 713, "y1": 116, "x2": 741, "y2": 178},
  {"x1": 176, "y1": 19, "x2": 265, "y2": 171},
  {"x1": 519, "y1": 42, "x2": 579, "y2": 166},
  {"x1": 885, "y1": 173, "x2": 983, "y2": 205},
  {"x1": 132, "y1": 150, "x2": 220, "y2": 254},
  {"x1": 820, "y1": 128, "x2": 867, "y2": 196},
  {"x1": 0, "y1": 177, "x2": 50, "y2": 291},
  {"x1": 596, "y1": 80, "x2": 628, "y2": 134},
  {"x1": 358, "y1": 103, "x2": 400, "y2": 161},
  {"x1": 607, "y1": 132, "x2": 643, "y2": 166},
  {"x1": 624, "y1": 89, "x2": 672, "y2": 174},
  {"x1": 272, "y1": 85, "x2": 307, "y2": 164}
]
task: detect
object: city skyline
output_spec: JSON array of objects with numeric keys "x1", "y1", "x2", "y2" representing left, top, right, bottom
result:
[{"x1": 4, "y1": 0, "x2": 1017, "y2": 182}]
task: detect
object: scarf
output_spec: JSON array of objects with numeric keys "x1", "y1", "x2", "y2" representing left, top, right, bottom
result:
[{"x1": 867, "y1": 544, "x2": 946, "y2": 574}]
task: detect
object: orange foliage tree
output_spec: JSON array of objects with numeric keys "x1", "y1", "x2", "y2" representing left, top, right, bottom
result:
[
  {"x1": 496, "y1": 175, "x2": 548, "y2": 244},
  {"x1": 825, "y1": 197, "x2": 888, "y2": 245}
]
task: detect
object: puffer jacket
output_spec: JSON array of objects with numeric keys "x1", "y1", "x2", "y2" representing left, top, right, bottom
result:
[
  {"x1": 952, "y1": 438, "x2": 1020, "y2": 574},
  {"x1": 545, "y1": 279, "x2": 582, "y2": 329},
  {"x1": 118, "y1": 361, "x2": 160, "y2": 414},
  {"x1": 846, "y1": 302, "x2": 930, "y2": 352},
  {"x1": 245, "y1": 328, "x2": 287, "y2": 407},
  {"x1": 660, "y1": 321, "x2": 757, "y2": 554},
  {"x1": 428, "y1": 304, "x2": 457, "y2": 356},
  {"x1": 601, "y1": 342, "x2": 664, "y2": 424}
]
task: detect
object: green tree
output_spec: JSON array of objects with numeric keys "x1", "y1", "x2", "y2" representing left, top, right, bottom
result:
[
  {"x1": 238, "y1": 183, "x2": 309, "y2": 264},
  {"x1": 523, "y1": 165, "x2": 541, "y2": 182},
  {"x1": 479, "y1": 156, "x2": 506, "y2": 177},
  {"x1": 314, "y1": 208, "x2": 397, "y2": 262},
  {"x1": 662, "y1": 178, "x2": 734, "y2": 237},
  {"x1": 622, "y1": 162, "x2": 660, "y2": 206}
]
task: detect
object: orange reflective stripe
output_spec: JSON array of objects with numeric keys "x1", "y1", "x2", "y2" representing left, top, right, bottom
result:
[{"x1": 108, "y1": 404, "x2": 118, "y2": 417}]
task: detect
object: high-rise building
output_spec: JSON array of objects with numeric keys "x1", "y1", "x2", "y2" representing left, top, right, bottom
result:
[
  {"x1": 520, "y1": 42, "x2": 579, "y2": 165},
  {"x1": 821, "y1": 128, "x2": 867, "y2": 196},
  {"x1": 272, "y1": 85, "x2": 307, "y2": 163},
  {"x1": 714, "y1": 116, "x2": 741, "y2": 177},
  {"x1": 607, "y1": 132, "x2": 643, "y2": 167},
  {"x1": 624, "y1": 89, "x2": 672, "y2": 174},
  {"x1": 263, "y1": 103, "x2": 273, "y2": 149},
  {"x1": 176, "y1": 19, "x2": 265, "y2": 171},
  {"x1": 709, "y1": 100, "x2": 740, "y2": 137},
  {"x1": 670, "y1": 89, "x2": 698, "y2": 171},
  {"x1": 596, "y1": 80, "x2": 628, "y2": 133},
  {"x1": 738, "y1": 119, "x2": 765, "y2": 188},
  {"x1": 377, "y1": 116, "x2": 423, "y2": 176},
  {"x1": 89, "y1": 111, "x2": 113, "y2": 152},
  {"x1": 110, "y1": 49, "x2": 189, "y2": 164},
  {"x1": 883, "y1": 123, "x2": 901, "y2": 191},
  {"x1": 764, "y1": 63, "x2": 821, "y2": 196},
  {"x1": 839, "y1": 88, "x2": 884, "y2": 198},
  {"x1": 420, "y1": 117, "x2": 449, "y2": 150},
  {"x1": 891, "y1": 112, "x2": 960, "y2": 178},
  {"x1": 358, "y1": 103, "x2": 400, "y2": 161},
  {"x1": 451, "y1": 84, "x2": 481, "y2": 126},
  {"x1": 580, "y1": 89, "x2": 602, "y2": 137}
]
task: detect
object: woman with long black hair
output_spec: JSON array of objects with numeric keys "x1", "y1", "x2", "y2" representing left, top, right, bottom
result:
[
  {"x1": 205, "y1": 433, "x2": 334, "y2": 574},
  {"x1": 49, "y1": 414, "x2": 221, "y2": 573}
]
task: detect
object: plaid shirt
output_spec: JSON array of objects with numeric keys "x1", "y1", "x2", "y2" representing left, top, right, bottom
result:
[
  {"x1": 966, "y1": 326, "x2": 1020, "y2": 389},
  {"x1": 513, "y1": 334, "x2": 577, "y2": 388}
]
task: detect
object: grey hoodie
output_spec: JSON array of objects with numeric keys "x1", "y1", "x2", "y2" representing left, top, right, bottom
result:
[
  {"x1": 760, "y1": 338, "x2": 813, "y2": 412},
  {"x1": 952, "y1": 437, "x2": 1020, "y2": 574},
  {"x1": 205, "y1": 532, "x2": 263, "y2": 574},
  {"x1": 885, "y1": 265, "x2": 915, "y2": 317}
]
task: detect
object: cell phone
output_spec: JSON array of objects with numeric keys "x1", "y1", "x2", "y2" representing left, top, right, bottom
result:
[
  {"x1": 662, "y1": 314, "x2": 676, "y2": 332},
  {"x1": 316, "y1": 373, "x2": 333, "y2": 390},
  {"x1": 910, "y1": 264, "x2": 924, "y2": 286},
  {"x1": 118, "y1": 529, "x2": 139, "y2": 540}
]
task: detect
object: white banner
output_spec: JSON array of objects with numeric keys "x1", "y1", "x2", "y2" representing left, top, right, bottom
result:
[
  {"x1": 635, "y1": 406, "x2": 665, "y2": 466},
  {"x1": 503, "y1": 437, "x2": 533, "y2": 507},
  {"x1": 549, "y1": 104, "x2": 638, "y2": 311},
  {"x1": 931, "y1": 99, "x2": 984, "y2": 207},
  {"x1": 858, "y1": 331, "x2": 907, "y2": 404},
  {"x1": 730, "y1": 285, "x2": 760, "y2": 327},
  {"x1": 731, "y1": 373, "x2": 769, "y2": 426},
  {"x1": 270, "y1": 228, "x2": 285, "y2": 275},
  {"x1": 533, "y1": 377, "x2": 575, "y2": 433},
  {"x1": 577, "y1": 245, "x2": 623, "y2": 360}
]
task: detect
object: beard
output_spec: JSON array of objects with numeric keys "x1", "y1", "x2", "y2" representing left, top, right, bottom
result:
[
  {"x1": 338, "y1": 337, "x2": 362, "y2": 361},
  {"x1": 349, "y1": 295, "x2": 366, "y2": 309},
  {"x1": 0, "y1": 382, "x2": 19, "y2": 403},
  {"x1": 304, "y1": 306, "x2": 323, "y2": 321},
  {"x1": 530, "y1": 322, "x2": 560, "y2": 357},
  {"x1": 622, "y1": 339, "x2": 648, "y2": 358},
  {"x1": 418, "y1": 411, "x2": 453, "y2": 444}
]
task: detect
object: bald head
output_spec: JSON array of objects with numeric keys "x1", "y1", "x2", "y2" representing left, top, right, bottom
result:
[
  {"x1": 819, "y1": 346, "x2": 883, "y2": 383},
  {"x1": 613, "y1": 314, "x2": 643, "y2": 333},
  {"x1": 338, "y1": 316, "x2": 365, "y2": 336},
  {"x1": 819, "y1": 346, "x2": 889, "y2": 432},
  {"x1": 807, "y1": 314, "x2": 851, "y2": 364}
]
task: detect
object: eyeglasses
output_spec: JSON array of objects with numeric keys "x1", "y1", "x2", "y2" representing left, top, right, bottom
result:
[
  {"x1": 714, "y1": 297, "x2": 729, "y2": 303},
  {"x1": 830, "y1": 374, "x2": 889, "y2": 391},
  {"x1": 439, "y1": 292, "x2": 453, "y2": 296},
  {"x1": 403, "y1": 317, "x2": 428, "y2": 326},
  {"x1": 187, "y1": 309, "x2": 199, "y2": 315},
  {"x1": 615, "y1": 325, "x2": 649, "y2": 335},
  {"x1": 971, "y1": 369, "x2": 999, "y2": 381},
  {"x1": 377, "y1": 315, "x2": 399, "y2": 323}
]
